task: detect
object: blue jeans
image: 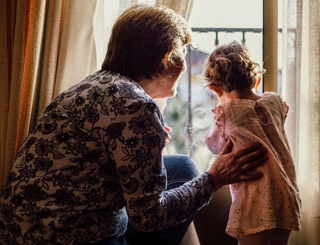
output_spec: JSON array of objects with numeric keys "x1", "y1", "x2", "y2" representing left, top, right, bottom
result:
[{"x1": 96, "y1": 154, "x2": 200, "y2": 245}]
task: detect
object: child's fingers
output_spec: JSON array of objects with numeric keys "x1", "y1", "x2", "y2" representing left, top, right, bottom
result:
[
  {"x1": 165, "y1": 135, "x2": 171, "y2": 144},
  {"x1": 164, "y1": 126, "x2": 172, "y2": 144}
]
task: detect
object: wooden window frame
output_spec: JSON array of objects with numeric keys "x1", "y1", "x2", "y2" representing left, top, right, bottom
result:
[{"x1": 263, "y1": 0, "x2": 278, "y2": 92}]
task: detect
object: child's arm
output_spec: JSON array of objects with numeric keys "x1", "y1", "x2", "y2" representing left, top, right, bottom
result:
[
  {"x1": 273, "y1": 92, "x2": 289, "y2": 123},
  {"x1": 205, "y1": 106, "x2": 227, "y2": 155},
  {"x1": 281, "y1": 100, "x2": 289, "y2": 121},
  {"x1": 205, "y1": 126, "x2": 227, "y2": 154}
]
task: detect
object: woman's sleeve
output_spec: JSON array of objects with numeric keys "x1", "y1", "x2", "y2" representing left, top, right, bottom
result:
[
  {"x1": 111, "y1": 101, "x2": 214, "y2": 232},
  {"x1": 205, "y1": 106, "x2": 227, "y2": 155}
]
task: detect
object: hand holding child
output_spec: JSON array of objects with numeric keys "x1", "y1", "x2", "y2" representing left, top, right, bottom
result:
[{"x1": 207, "y1": 138, "x2": 268, "y2": 191}]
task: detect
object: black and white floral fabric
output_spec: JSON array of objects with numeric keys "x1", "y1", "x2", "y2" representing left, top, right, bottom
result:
[{"x1": 0, "y1": 70, "x2": 214, "y2": 244}]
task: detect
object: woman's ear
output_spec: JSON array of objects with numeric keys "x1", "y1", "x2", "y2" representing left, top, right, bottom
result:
[
  {"x1": 208, "y1": 84, "x2": 223, "y2": 97},
  {"x1": 161, "y1": 52, "x2": 171, "y2": 70},
  {"x1": 161, "y1": 50, "x2": 186, "y2": 80}
]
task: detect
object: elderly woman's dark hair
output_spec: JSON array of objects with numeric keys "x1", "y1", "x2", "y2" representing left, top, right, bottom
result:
[
  {"x1": 204, "y1": 41, "x2": 264, "y2": 92},
  {"x1": 102, "y1": 5, "x2": 192, "y2": 81}
]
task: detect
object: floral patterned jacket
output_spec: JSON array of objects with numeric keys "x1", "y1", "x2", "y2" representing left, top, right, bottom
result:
[{"x1": 0, "y1": 70, "x2": 214, "y2": 244}]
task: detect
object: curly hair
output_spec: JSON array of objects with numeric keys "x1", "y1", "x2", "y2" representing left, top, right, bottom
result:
[
  {"x1": 102, "y1": 4, "x2": 191, "y2": 81},
  {"x1": 204, "y1": 41, "x2": 264, "y2": 92}
]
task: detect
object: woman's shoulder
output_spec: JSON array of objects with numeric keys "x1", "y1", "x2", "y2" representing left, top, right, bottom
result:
[{"x1": 86, "y1": 70, "x2": 151, "y2": 101}]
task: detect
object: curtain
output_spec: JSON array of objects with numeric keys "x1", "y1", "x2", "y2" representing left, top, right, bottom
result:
[
  {"x1": 155, "y1": 0, "x2": 194, "y2": 20},
  {"x1": 29, "y1": 0, "x2": 63, "y2": 132},
  {"x1": 282, "y1": 0, "x2": 320, "y2": 244},
  {"x1": 52, "y1": 0, "x2": 98, "y2": 98},
  {"x1": 0, "y1": 0, "x2": 49, "y2": 188},
  {"x1": 0, "y1": 0, "x2": 99, "y2": 189}
]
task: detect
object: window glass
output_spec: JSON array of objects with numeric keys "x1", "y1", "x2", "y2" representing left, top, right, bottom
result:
[{"x1": 164, "y1": 0, "x2": 264, "y2": 171}]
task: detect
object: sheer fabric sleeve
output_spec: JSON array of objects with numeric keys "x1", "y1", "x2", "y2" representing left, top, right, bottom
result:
[
  {"x1": 111, "y1": 101, "x2": 214, "y2": 232},
  {"x1": 282, "y1": 100, "x2": 289, "y2": 121},
  {"x1": 273, "y1": 92, "x2": 289, "y2": 122},
  {"x1": 205, "y1": 105, "x2": 227, "y2": 155}
]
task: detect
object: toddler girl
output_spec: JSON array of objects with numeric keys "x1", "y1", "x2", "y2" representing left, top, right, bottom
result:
[{"x1": 204, "y1": 41, "x2": 301, "y2": 245}]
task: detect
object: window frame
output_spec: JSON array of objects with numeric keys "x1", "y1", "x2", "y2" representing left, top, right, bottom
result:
[{"x1": 263, "y1": 0, "x2": 278, "y2": 92}]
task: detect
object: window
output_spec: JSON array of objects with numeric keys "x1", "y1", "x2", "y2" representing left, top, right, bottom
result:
[
  {"x1": 164, "y1": 0, "x2": 282, "y2": 171},
  {"x1": 96, "y1": 0, "x2": 282, "y2": 172}
]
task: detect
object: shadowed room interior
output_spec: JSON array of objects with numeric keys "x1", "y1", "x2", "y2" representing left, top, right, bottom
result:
[{"x1": 0, "y1": 0, "x2": 319, "y2": 244}]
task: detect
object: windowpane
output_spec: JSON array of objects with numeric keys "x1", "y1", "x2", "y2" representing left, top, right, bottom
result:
[{"x1": 164, "y1": 0, "x2": 263, "y2": 171}]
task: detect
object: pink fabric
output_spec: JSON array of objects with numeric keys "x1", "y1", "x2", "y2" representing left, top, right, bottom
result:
[{"x1": 205, "y1": 92, "x2": 301, "y2": 238}]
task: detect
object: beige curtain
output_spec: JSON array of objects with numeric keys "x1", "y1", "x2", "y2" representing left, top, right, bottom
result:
[
  {"x1": 282, "y1": 0, "x2": 320, "y2": 244},
  {"x1": 156, "y1": 0, "x2": 194, "y2": 20},
  {"x1": 0, "y1": 0, "x2": 99, "y2": 189},
  {"x1": 29, "y1": 0, "x2": 63, "y2": 129},
  {"x1": 52, "y1": 0, "x2": 98, "y2": 98}
]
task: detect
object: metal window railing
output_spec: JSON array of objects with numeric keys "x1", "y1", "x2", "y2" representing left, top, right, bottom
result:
[
  {"x1": 184, "y1": 27, "x2": 283, "y2": 158},
  {"x1": 191, "y1": 27, "x2": 282, "y2": 46}
]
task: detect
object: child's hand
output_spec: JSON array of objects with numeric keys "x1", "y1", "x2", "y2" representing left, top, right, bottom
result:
[{"x1": 164, "y1": 126, "x2": 172, "y2": 144}]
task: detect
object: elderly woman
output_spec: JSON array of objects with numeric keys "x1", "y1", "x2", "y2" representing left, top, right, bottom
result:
[{"x1": 0, "y1": 5, "x2": 267, "y2": 245}]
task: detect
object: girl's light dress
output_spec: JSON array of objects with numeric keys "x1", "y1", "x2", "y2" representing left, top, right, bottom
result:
[{"x1": 205, "y1": 92, "x2": 301, "y2": 238}]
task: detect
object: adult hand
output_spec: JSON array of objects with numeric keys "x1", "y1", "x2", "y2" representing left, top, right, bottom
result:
[{"x1": 207, "y1": 138, "x2": 268, "y2": 191}]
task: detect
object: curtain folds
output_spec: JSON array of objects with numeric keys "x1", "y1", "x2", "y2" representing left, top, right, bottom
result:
[
  {"x1": 0, "y1": 0, "x2": 99, "y2": 189},
  {"x1": 0, "y1": 0, "x2": 48, "y2": 188},
  {"x1": 282, "y1": 0, "x2": 320, "y2": 244},
  {"x1": 52, "y1": 0, "x2": 98, "y2": 98},
  {"x1": 156, "y1": 0, "x2": 194, "y2": 20},
  {"x1": 30, "y1": 0, "x2": 63, "y2": 125}
]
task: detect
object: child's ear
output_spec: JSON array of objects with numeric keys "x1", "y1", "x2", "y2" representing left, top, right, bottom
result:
[
  {"x1": 208, "y1": 84, "x2": 223, "y2": 97},
  {"x1": 254, "y1": 76, "x2": 261, "y2": 90}
]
